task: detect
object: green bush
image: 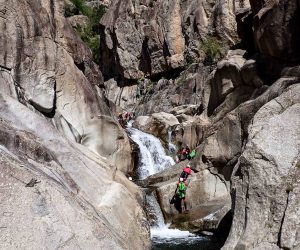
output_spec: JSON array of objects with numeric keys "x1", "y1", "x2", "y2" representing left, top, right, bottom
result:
[
  {"x1": 66, "y1": 0, "x2": 106, "y2": 65},
  {"x1": 200, "y1": 36, "x2": 221, "y2": 65}
]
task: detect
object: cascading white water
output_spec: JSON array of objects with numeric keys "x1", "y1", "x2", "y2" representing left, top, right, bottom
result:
[
  {"x1": 126, "y1": 127, "x2": 175, "y2": 179},
  {"x1": 145, "y1": 193, "x2": 165, "y2": 227},
  {"x1": 147, "y1": 192, "x2": 196, "y2": 241},
  {"x1": 127, "y1": 126, "x2": 202, "y2": 245}
]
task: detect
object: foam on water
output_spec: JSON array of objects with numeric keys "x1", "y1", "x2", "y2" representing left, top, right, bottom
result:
[
  {"x1": 151, "y1": 224, "x2": 196, "y2": 239},
  {"x1": 147, "y1": 193, "x2": 202, "y2": 243}
]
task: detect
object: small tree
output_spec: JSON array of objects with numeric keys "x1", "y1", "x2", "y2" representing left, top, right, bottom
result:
[{"x1": 200, "y1": 37, "x2": 221, "y2": 65}]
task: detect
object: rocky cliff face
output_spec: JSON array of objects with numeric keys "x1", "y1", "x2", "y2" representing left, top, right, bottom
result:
[
  {"x1": 100, "y1": 0, "x2": 255, "y2": 115},
  {"x1": 99, "y1": 0, "x2": 244, "y2": 82},
  {"x1": 0, "y1": 0, "x2": 133, "y2": 172},
  {"x1": 1, "y1": 0, "x2": 300, "y2": 249},
  {"x1": 221, "y1": 0, "x2": 300, "y2": 248},
  {"x1": 99, "y1": 0, "x2": 300, "y2": 248},
  {"x1": 0, "y1": 0, "x2": 149, "y2": 249}
]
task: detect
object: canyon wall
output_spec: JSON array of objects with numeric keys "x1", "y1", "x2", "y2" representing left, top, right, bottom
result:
[{"x1": 0, "y1": 0, "x2": 149, "y2": 249}]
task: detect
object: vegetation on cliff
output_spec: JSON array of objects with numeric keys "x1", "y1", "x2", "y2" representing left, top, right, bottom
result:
[
  {"x1": 65, "y1": 0, "x2": 106, "y2": 64},
  {"x1": 200, "y1": 36, "x2": 222, "y2": 65}
]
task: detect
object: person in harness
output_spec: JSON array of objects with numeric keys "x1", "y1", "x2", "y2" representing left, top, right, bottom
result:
[
  {"x1": 180, "y1": 164, "x2": 198, "y2": 181},
  {"x1": 187, "y1": 149, "x2": 196, "y2": 160},
  {"x1": 177, "y1": 145, "x2": 190, "y2": 162},
  {"x1": 173, "y1": 177, "x2": 189, "y2": 213}
]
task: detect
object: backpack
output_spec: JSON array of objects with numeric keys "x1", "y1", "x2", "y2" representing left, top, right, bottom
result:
[
  {"x1": 180, "y1": 171, "x2": 189, "y2": 180},
  {"x1": 189, "y1": 149, "x2": 196, "y2": 159},
  {"x1": 178, "y1": 182, "x2": 186, "y2": 192}
]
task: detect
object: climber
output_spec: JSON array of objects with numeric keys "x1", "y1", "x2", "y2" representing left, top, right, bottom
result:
[
  {"x1": 126, "y1": 111, "x2": 135, "y2": 122},
  {"x1": 174, "y1": 177, "x2": 189, "y2": 213},
  {"x1": 124, "y1": 112, "x2": 130, "y2": 122},
  {"x1": 180, "y1": 164, "x2": 198, "y2": 181},
  {"x1": 183, "y1": 145, "x2": 191, "y2": 158},
  {"x1": 180, "y1": 164, "x2": 192, "y2": 180},
  {"x1": 177, "y1": 145, "x2": 191, "y2": 162},
  {"x1": 130, "y1": 111, "x2": 135, "y2": 120},
  {"x1": 118, "y1": 113, "x2": 126, "y2": 128},
  {"x1": 187, "y1": 149, "x2": 196, "y2": 160}
]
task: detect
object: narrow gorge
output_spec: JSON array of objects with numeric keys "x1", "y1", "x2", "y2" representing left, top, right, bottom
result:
[{"x1": 0, "y1": 0, "x2": 299, "y2": 249}]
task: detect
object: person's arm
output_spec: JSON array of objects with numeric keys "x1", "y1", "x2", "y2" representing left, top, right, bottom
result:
[{"x1": 174, "y1": 182, "x2": 178, "y2": 194}]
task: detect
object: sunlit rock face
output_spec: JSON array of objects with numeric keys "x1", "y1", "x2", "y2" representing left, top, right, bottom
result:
[
  {"x1": 0, "y1": 94, "x2": 150, "y2": 249},
  {"x1": 0, "y1": 0, "x2": 132, "y2": 172},
  {"x1": 223, "y1": 84, "x2": 300, "y2": 249},
  {"x1": 0, "y1": 0, "x2": 150, "y2": 249}
]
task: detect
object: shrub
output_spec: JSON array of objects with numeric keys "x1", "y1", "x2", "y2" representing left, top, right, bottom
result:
[
  {"x1": 266, "y1": 223, "x2": 273, "y2": 228},
  {"x1": 200, "y1": 36, "x2": 221, "y2": 65},
  {"x1": 67, "y1": 1, "x2": 107, "y2": 65}
]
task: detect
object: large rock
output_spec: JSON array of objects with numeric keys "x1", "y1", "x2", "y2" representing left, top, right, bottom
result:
[
  {"x1": 142, "y1": 161, "x2": 230, "y2": 232},
  {"x1": 0, "y1": 94, "x2": 150, "y2": 249},
  {"x1": 173, "y1": 118, "x2": 204, "y2": 150},
  {"x1": 193, "y1": 75, "x2": 298, "y2": 181},
  {"x1": 171, "y1": 202, "x2": 231, "y2": 233},
  {"x1": 134, "y1": 112, "x2": 180, "y2": 145},
  {"x1": 141, "y1": 161, "x2": 229, "y2": 216},
  {"x1": 250, "y1": 0, "x2": 300, "y2": 61},
  {"x1": 222, "y1": 84, "x2": 300, "y2": 249},
  {"x1": 156, "y1": 169, "x2": 229, "y2": 219},
  {"x1": 0, "y1": 0, "x2": 132, "y2": 172},
  {"x1": 201, "y1": 113, "x2": 242, "y2": 180},
  {"x1": 207, "y1": 50, "x2": 263, "y2": 115},
  {"x1": 104, "y1": 78, "x2": 138, "y2": 112},
  {"x1": 0, "y1": 0, "x2": 149, "y2": 248}
]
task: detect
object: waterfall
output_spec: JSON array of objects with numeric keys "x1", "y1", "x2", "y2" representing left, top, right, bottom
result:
[
  {"x1": 146, "y1": 192, "x2": 195, "y2": 240},
  {"x1": 126, "y1": 127, "x2": 175, "y2": 179},
  {"x1": 126, "y1": 126, "x2": 200, "y2": 243},
  {"x1": 145, "y1": 193, "x2": 165, "y2": 227},
  {"x1": 167, "y1": 128, "x2": 177, "y2": 154}
]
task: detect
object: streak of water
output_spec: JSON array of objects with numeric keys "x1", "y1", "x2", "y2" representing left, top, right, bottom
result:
[{"x1": 167, "y1": 128, "x2": 177, "y2": 154}]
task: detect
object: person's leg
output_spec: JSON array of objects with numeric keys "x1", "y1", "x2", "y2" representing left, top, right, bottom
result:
[
  {"x1": 174, "y1": 197, "x2": 182, "y2": 213},
  {"x1": 183, "y1": 197, "x2": 188, "y2": 211},
  {"x1": 181, "y1": 198, "x2": 184, "y2": 213}
]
